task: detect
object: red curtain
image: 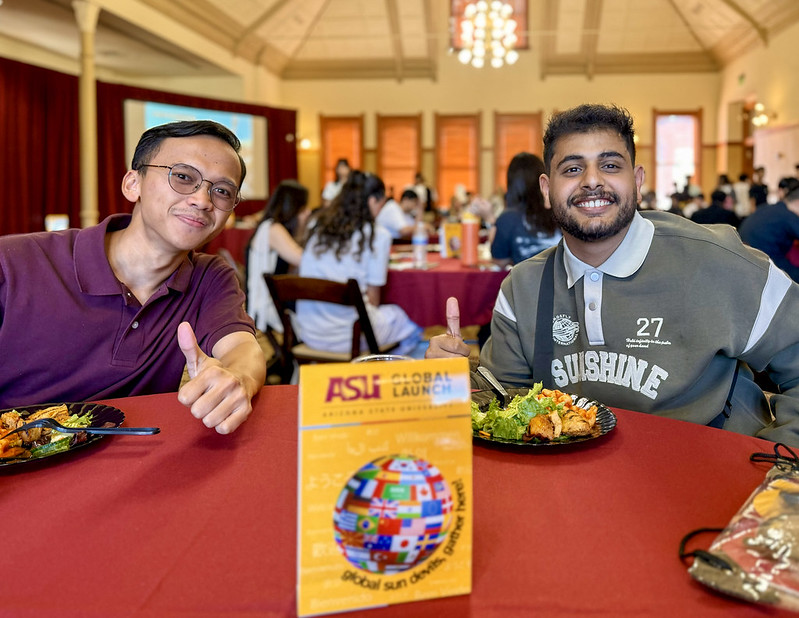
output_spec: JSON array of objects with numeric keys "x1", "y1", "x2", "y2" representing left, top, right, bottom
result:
[
  {"x1": 0, "y1": 57, "x2": 81, "y2": 235},
  {"x1": 0, "y1": 57, "x2": 297, "y2": 235}
]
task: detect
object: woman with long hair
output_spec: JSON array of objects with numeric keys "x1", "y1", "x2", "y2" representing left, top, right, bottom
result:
[
  {"x1": 321, "y1": 157, "x2": 351, "y2": 207},
  {"x1": 245, "y1": 179, "x2": 310, "y2": 332},
  {"x1": 491, "y1": 152, "x2": 561, "y2": 268},
  {"x1": 298, "y1": 170, "x2": 422, "y2": 355}
]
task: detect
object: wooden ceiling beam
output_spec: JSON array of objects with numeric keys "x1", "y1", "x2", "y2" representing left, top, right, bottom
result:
[
  {"x1": 666, "y1": 0, "x2": 707, "y2": 51},
  {"x1": 386, "y1": 0, "x2": 404, "y2": 81},
  {"x1": 544, "y1": 51, "x2": 719, "y2": 75},
  {"x1": 539, "y1": 0, "x2": 559, "y2": 80},
  {"x1": 233, "y1": 0, "x2": 291, "y2": 53},
  {"x1": 582, "y1": 0, "x2": 603, "y2": 79},
  {"x1": 422, "y1": 0, "x2": 437, "y2": 80},
  {"x1": 282, "y1": 58, "x2": 435, "y2": 80},
  {"x1": 718, "y1": 0, "x2": 767, "y2": 45}
]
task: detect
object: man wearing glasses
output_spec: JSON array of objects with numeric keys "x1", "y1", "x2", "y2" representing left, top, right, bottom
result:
[{"x1": 0, "y1": 120, "x2": 265, "y2": 434}]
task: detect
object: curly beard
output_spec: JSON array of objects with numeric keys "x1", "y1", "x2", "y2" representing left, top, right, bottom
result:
[{"x1": 549, "y1": 191, "x2": 638, "y2": 242}]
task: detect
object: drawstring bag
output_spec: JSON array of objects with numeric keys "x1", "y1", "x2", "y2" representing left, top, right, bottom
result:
[{"x1": 680, "y1": 443, "x2": 799, "y2": 611}]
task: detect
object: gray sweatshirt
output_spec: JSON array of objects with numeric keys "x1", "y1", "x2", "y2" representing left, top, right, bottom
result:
[{"x1": 480, "y1": 210, "x2": 799, "y2": 446}]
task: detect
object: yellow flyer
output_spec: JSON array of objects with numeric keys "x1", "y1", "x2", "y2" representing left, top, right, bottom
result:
[
  {"x1": 441, "y1": 222, "x2": 462, "y2": 258},
  {"x1": 297, "y1": 358, "x2": 473, "y2": 617}
]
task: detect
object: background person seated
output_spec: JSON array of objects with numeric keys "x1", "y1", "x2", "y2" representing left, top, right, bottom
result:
[
  {"x1": 690, "y1": 189, "x2": 740, "y2": 228},
  {"x1": 245, "y1": 179, "x2": 310, "y2": 333},
  {"x1": 298, "y1": 171, "x2": 424, "y2": 357},
  {"x1": 490, "y1": 152, "x2": 561, "y2": 269},
  {"x1": 375, "y1": 189, "x2": 428, "y2": 240},
  {"x1": 739, "y1": 177, "x2": 799, "y2": 282}
]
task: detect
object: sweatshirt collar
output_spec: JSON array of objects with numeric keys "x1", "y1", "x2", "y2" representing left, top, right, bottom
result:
[{"x1": 562, "y1": 211, "x2": 654, "y2": 288}]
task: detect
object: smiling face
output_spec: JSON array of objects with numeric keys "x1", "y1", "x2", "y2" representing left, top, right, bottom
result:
[
  {"x1": 122, "y1": 135, "x2": 242, "y2": 254},
  {"x1": 540, "y1": 129, "x2": 644, "y2": 261}
]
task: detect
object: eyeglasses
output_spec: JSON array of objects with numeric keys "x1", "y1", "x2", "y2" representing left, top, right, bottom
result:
[{"x1": 139, "y1": 163, "x2": 241, "y2": 211}]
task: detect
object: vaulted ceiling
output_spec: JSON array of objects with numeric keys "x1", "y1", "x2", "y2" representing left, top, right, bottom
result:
[{"x1": 2, "y1": 0, "x2": 798, "y2": 81}]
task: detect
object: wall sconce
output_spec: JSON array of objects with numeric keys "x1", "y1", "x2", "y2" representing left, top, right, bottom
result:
[
  {"x1": 286, "y1": 134, "x2": 313, "y2": 150},
  {"x1": 751, "y1": 102, "x2": 775, "y2": 128},
  {"x1": 456, "y1": 1, "x2": 519, "y2": 69}
]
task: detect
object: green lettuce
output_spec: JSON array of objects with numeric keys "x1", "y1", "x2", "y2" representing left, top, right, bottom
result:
[{"x1": 472, "y1": 383, "x2": 548, "y2": 439}]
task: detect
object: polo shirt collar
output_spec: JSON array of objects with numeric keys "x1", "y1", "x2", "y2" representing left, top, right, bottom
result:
[
  {"x1": 562, "y1": 211, "x2": 654, "y2": 288},
  {"x1": 75, "y1": 213, "x2": 195, "y2": 296}
]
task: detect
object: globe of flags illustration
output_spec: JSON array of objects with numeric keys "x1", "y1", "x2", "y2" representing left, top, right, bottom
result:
[{"x1": 333, "y1": 454, "x2": 454, "y2": 574}]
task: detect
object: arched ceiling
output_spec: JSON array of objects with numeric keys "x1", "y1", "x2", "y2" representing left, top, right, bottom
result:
[{"x1": 2, "y1": 0, "x2": 798, "y2": 80}]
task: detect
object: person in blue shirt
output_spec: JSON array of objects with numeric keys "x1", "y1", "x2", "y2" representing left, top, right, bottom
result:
[
  {"x1": 739, "y1": 177, "x2": 799, "y2": 282},
  {"x1": 490, "y1": 152, "x2": 561, "y2": 268}
]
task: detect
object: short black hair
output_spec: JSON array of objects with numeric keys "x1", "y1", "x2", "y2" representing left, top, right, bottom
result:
[
  {"x1": 542, "y1": 104, "x2": 636, "y2": 173},
  {"x1": 131, "y1": 120, "x2": 246, "y2": 186},
  {"x1": 779, "y1": 177, "x2": 799, "y2": 200},
  {"x1": 400, "y1": 189, "x2": 419, "y2": 201},
  {"x1": 711, "y1": 190, "x2": 728, "y2": 204}
]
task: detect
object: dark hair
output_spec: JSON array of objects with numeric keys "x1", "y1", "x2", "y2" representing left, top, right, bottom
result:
[
  {"x1": 260, "y1": 180, "x2": 309, "y2": 236},
  {"x1": 542, "y1": 104, "x2": 636, "y2": 173},
  {"x1": 131, "y1": 120, "x2": 246, "y2": 185},
  {"x1": 334, "y1": 158, "x2": 351, "y2": 182},
  {"x1": 739, "y1": 173, "x2": 748, "y2": 181},
  {"x1": 711, "y1": 190, "x2": 728, "y2": 204},
  {"x1": 310, "y1": 171, "x2": 385, "y2": 261},
  {"x1": 505, "y1": 152, "x2": 557, "y2": 235},
  {"x1": 778, "y1": 176, "x2": 799, "y2": 200},
  {"x1": 400, "y1": 189, "x2": 419, "y2": 201}
]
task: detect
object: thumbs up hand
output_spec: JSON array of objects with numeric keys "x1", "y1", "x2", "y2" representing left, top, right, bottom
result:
[
  {"x1": 176, "y1": 322, "x2": 253, "y2": 434},
  {"x1": 177, "y1": 321, "x2": 208, "y2": 379},
  {"x1": 425, "y1": 297, "x2": 472, "y2": 359}
]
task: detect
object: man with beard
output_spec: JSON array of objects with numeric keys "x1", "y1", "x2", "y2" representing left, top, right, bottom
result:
[{"x1": 426, "y1": 104, "x2": 799, "y2": 446}]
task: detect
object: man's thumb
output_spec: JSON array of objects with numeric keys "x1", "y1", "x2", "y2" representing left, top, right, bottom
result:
[{"x1": 177, "y1": 322, "x2": 204, "y2": 379}]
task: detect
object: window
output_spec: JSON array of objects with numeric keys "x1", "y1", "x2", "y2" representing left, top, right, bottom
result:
[
  {"x1": 320, "y1": 115, "x2": 363, "y2": 189},
  {"x1": 376, "y1": 114, "x2": 421, "y2": 200},
  {"x1": 653, "y1": 109, "x2": 702, "y2": 207},
  {"x1": 435, "y1": 113, "x2": 481, "y2": 210},
  {"x1": 494, "y1": 112, "x2": 542, "y2": 193}
]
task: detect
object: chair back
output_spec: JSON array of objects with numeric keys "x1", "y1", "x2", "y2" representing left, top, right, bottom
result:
[{"x1": 264, "y1": 274, "x2": 382, "y2": 381}]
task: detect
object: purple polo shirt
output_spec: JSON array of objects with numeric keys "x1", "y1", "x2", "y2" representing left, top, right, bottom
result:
[{"x1": 0, "y1": 214, "x2": 255, "y2": 408}]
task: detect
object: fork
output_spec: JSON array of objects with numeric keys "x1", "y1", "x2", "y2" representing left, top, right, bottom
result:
[{"x1": 1, "y1": 417, "x2": 160, "y2": 438}]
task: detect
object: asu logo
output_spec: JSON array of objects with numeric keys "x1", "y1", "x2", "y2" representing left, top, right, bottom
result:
[
  {"x1": 325, "y1": 375, "x2": 381, "y2": 402},
  {"x1": 552, "y1": 314, "x2": 579, "y2": 345}
]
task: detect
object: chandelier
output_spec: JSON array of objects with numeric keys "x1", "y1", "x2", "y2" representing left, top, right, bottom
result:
[{"x1": 456, "y1": 1, "x2": 519, "y2": 69}]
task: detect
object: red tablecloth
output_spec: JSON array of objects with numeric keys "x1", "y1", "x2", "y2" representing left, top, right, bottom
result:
[
  {"x1": 383, "y1": 253, "x2": 508, "y2": 327},
  {"x1": 3, "y1": 386, "x2": 793, "y2": 617},
  {"x1": 789, "y1": 241, "x2": 799, "y2": 267}
]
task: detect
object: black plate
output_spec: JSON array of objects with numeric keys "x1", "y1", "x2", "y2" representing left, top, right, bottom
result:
[
  {"x1": 472, "y1": 388, "x2": 617, "y2": 446},
  {"x1": 0, "y1": 402, "x2": 125, "y2": 466}
]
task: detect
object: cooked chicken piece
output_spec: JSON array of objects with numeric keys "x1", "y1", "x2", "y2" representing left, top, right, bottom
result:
[
  {"x1": 577, "y1": 405, "x2": 598, "y2": 428},
  {"x1": 0, "y1": 410, "x2": 23, "y2": 431},
  {"x1": 561, "y1": 410, "x2": 592, "y2": 437},
  {"x1": 526, "y1": 414, "x2": 555, "y2": 441},
  {"x1": 549, "y1": 409, "x2": 562, "y2": 438}
]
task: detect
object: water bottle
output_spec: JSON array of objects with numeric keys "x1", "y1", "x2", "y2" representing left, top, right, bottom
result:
[{"x1": 412, "y1": 221, "x2": 428, "y2": 268}]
